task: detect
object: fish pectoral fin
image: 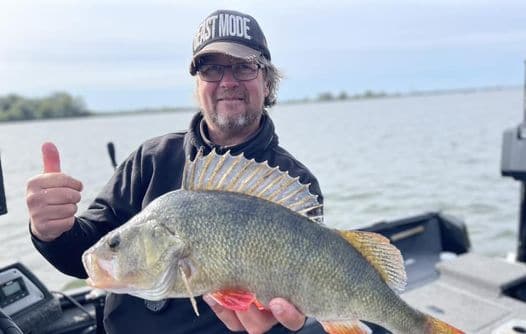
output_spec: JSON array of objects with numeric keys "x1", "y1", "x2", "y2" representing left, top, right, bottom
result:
[
  {"x1": 320, "y1": 320, "x2": 372, "y2": 334},
  {"x1": 178, "y1": 259, "x2": 199, "y2": 317},
  {"x1": 209, "y1": 290, "x2": 257, "y2": 311}
]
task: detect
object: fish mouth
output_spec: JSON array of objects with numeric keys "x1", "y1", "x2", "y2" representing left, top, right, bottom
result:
[{"x1": 82, "y1": 253, "x2": 129, "y2": 290}]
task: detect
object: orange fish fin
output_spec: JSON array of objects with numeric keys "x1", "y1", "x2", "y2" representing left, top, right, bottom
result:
[
  {"x1": 337, "y1": 230, "x2": 407, "y2": 293},
  {"x1": 253, "y1": 299, "x2": 267, "y2": 311},
  {"x1": 320, "y1": 320, "x2": 372, "y2": 334},
  {"x1": 209, "y1": 290, "x2": 256, "y2": 311},
  {"x1": 425, "y1": 315, "x2": 465, "y2": 334}
]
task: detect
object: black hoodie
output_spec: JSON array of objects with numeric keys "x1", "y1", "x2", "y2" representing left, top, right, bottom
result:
[{"x1": 32, "y1": 112, "x2": 324, "y2": 334}]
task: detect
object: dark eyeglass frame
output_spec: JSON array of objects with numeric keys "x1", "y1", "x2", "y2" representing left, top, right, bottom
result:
[{"x1": 197, "y1": 63, "x2": 262, "y2": 82}]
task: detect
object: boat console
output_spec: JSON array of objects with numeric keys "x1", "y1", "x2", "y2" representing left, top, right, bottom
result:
[
  {"x1": 0, "y1": 263, "x2": 61, "y2": 333},
  {"x1": 0, "y1": 261, "x2": 105, "y2": 334}
]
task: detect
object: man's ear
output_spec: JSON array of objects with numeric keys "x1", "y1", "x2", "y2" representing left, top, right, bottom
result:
[{"x1": 265, "y1": 81, "x2": 270, "y2": 97}]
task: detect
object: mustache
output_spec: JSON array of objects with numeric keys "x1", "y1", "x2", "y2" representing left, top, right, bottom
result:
[{"x1": 216, "y1": 89, "x2": 246, "y2": 100}]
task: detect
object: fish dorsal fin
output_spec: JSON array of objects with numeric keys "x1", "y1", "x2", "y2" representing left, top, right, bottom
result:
[
  {"x1": 338, "y1": 230, "x2": 406, "y2": 293},
  {"x1": 182, "y1": 149, "x2": 323, "y2": 223}
]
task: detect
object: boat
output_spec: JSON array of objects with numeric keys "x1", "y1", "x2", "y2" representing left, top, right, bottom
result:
[{"x1": 1, "y1": 89, "x2": 526, "y2": 334}]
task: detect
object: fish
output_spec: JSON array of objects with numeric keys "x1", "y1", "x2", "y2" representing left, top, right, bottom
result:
[{"x1": 82, "y1": 150, "x2": 464, "y2": 334}]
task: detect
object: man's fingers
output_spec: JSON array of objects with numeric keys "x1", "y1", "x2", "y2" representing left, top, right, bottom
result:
[
  {"x1": 27, "y1": 188, "x2": 81, "y2": 207},
  {"x1": 42, "y1": 142, "x2": 61, "y2": 173},
  {"x1": 269, "y1": 298, "x2": 306, "y2": 331},
  {"x1": 45, "y1": 188, "x2": 82, "y2": 205},
  {"x1": 203, "y1": 295, "x2": 304, "y2": 333},
  {"x1": 32, "y1": 203, "x2": 79, "y2": 221},
  {"x1": 236, "y1": 303, "x2": 276, "y2": 334},
  {"x1": 27, "y1": 173, "x2": 83, "y2": 192},
  {"x1": 202, "y1": 295, "x2": 244, "y2": 332},
  {"x1": 30, "y1": 217, "x2": 75, "y2": 241},
  {"x1": 40, "y1": 217, "x2": 75, "y2": 233}
]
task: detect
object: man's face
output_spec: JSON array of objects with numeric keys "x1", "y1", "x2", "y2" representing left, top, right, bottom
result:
[{"x1": 196, "y1": 54, "x2": 269, "y2": 135}]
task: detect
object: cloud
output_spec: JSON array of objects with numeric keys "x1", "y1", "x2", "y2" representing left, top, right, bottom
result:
[{"x1": 1, "y1": 1, "x2": 525, "y2": 110}]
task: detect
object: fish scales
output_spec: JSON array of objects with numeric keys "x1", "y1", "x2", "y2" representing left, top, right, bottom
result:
[
  {"x1": 83, "y1": 150, "x2": 464, "y2": 334},
  {"x1": 155, "y1": 189, "x2": 425, "y2": 329}
]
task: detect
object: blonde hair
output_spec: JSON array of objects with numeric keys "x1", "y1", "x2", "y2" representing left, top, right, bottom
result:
[{"x1": 256, "y1": 56, "x2": 282, "y2": 107}]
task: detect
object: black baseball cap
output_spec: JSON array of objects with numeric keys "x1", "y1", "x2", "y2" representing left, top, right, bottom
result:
[{"x1": 189, "y1": 9, "x2": 271, "y2": 75}]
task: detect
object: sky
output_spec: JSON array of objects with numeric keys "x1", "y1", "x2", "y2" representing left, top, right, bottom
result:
[{"x1": 1, "y1": 0, "x2": 525, "y2": 111}]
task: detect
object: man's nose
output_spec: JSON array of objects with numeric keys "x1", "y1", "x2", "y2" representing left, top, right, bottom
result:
[{"x1": 219, "y1": 67, "x2": 239, "y2": 88}]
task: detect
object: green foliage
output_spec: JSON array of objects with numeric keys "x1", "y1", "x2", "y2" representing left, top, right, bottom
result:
[
  {"x1": 317, "y1": 92, "x2": 335, "y2": 101},
  {"x1": 305, "y1": 90, "x2": 388, "y2": 104},
  {"x1": 0, "y1": 92, "x2": 90, "y2": 122},
  {"x1": 337, "y1": 91, "x2": 348, "y2": 100}
]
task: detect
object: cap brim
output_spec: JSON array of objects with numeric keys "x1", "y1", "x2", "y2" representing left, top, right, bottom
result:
[{"x1": 189, "y1": 42, "x2": 261, "y2": 75}]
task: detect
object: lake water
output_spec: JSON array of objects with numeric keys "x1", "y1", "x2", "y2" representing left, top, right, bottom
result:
[{"x1": 0, "y1": 88, "x2": 523, "y2": 291}]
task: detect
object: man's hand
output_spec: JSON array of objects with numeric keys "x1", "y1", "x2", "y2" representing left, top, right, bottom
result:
[
  {"x1": 203, "y1": 295, "x2": 305, "y2": 334},
  {"x1": 26, "y1": 142, "x2": 83, "y2": 241}
]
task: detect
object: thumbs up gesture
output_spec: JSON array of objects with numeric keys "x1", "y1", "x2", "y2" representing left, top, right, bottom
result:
[{"x1": 26, "y1": 142, "x2": 83, "y2": 241}]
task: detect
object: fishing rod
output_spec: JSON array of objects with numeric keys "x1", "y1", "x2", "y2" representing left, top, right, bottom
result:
[
  {"x1": 501, "y1": 60, "x2": 526, "y2": 263},
  {"x1": 0, "y1": 152, "x2": 7, "y2": 216},
  {"x1": 107, "y1": 142, "x2": 118, "y2": 170}
]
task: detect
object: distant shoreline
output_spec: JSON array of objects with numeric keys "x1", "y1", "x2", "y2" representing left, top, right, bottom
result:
[
  {"x1": 93, "y1": 84, "x2": 521, "y2": 115},
  {"x1": 279, "y1": 84, "x2": 522, "y2": 106},
  {"x1": 0, "y1": 85, "x2": 521, "y2": 123}
]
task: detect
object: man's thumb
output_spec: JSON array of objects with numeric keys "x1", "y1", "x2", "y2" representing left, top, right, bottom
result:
[{"x1": 42, "y1": 142, "x2": 61, "y2": 173}]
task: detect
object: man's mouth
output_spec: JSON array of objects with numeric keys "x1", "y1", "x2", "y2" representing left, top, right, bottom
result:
[{"x1": 218, "y1": 97, "x2": 244, "y2": 101}]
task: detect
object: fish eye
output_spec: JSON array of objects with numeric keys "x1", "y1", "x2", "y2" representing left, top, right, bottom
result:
[{"x1": 108, "y1": 234, "x2": 121, "y2": 250}]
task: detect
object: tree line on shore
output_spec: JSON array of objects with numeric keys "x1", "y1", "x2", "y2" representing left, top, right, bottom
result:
[
  {"x1": 0, "y1": 90, "x2": 387, "y2": 123},
  {"x1": 0, "y1": 86, "x2": 512, "y2": 122},
  {"x1": 282, "y1": 90, "x2": 388, "y2": 105},
  {"x1": 0, "y1": 92, "x2": 90, "y2": 122}
]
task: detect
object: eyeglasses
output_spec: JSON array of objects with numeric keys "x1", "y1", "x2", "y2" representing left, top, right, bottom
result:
[{"x1": 197, "y1": 63, "x2": 261, "y2": 82}]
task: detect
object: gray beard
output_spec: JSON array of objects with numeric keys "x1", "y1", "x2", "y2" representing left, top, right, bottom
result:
[{"x1": 211, "y1": 110, "x2": 260, "y2": 133}]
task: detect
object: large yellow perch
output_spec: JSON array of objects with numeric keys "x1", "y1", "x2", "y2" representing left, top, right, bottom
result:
[{"x1": 83, "y1": 150, "x2": 463, "y2": 334}]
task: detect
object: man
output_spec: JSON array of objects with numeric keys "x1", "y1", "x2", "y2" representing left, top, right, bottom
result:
[{"x1": 26, "y1": 9, "x2": 324, "y2": 334}]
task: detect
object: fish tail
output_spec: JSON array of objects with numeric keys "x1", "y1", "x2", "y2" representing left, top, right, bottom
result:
[{"x1": 424, "y1": 315, "x2": 464, "y2": 334}]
